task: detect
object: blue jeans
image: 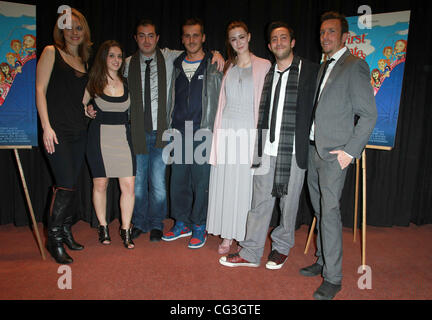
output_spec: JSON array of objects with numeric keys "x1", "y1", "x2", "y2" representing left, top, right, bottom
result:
[{"x1": 132, "y1": 131, "x2": 167, "y2": 232}]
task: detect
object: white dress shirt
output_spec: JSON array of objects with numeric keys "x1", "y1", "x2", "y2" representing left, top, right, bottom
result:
[
  {"x1": 264, "y1": 60, "x2": 302, "y2": 157},
  {"x1": 309, "y1": 46, "x2": 347, "y2": 141},
  {"x1": 124, "y1": 48, "x2": 182, "y2": 130},
  {"x1": 309, "y1": 47, "x2": 353, "y2": 159}
]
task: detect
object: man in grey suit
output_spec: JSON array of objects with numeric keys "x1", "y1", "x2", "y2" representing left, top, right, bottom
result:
[{"x1": 300, "y1": 12, "x2": 377, "y2": 300}]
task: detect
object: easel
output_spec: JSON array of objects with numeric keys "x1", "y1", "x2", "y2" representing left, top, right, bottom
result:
[
  {"x1": 1, "y1": 146, "x2": 46, "y2": 260},
  {"x1": 304, "y1": 145, "x2": 389, "y2": 269}
]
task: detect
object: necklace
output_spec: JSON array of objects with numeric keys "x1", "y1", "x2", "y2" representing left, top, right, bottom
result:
[
  {"x1": 236, "y1": 54, "x2": 251, "y2": 69},
  {"x1": 106, "y1": 77, "x2": 121, "y2": 95},
  {"x1": 237, "y1": 63, "x2": 251, "y2": 85}
]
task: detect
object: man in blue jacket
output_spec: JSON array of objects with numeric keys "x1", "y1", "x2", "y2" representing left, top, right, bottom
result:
[{"x1": 162, "y1": 18, "x2": 223, "y2": 249}]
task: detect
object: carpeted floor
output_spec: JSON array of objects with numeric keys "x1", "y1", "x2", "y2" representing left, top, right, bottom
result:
[{"x1": 0, "y1": 219, "x2": 431, "y2": 300}]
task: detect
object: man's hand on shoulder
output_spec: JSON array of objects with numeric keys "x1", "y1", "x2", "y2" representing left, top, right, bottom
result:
[{"x1": 211, "y1": 51, "x2": 225, "y2": 72}]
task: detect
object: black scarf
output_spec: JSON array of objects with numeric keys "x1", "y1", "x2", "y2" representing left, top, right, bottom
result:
[
  {"x1": 128, "y1": 47, "x2": 167, "y2": 154},
  {"x1": 255, "y1": 55, "x2": 300, "y2": 197}
]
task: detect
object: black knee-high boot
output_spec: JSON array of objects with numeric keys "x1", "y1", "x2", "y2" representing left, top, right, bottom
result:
[
  {"x1": 47, "y1": 187, "x2": 75, "y2": 264},
  {"x1": 63, "y1": 215, "x2": 84, "y2": 250},
  {"x1": 62, "y1": 192, "x2": 84, "y2": 251}
]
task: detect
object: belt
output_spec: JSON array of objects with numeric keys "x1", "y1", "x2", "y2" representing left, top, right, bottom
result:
[{"x1": 94, "y1": 111, "x2": 129, "y2": 125}]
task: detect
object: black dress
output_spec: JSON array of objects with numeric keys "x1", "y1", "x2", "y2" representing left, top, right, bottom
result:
[{"x1": 44, "y1": 47, "x2": 88, "y2": 189}]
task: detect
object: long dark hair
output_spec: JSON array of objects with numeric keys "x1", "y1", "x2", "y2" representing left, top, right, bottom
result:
[
  {"x1": 224, "y1": 21, "x2": 249, "y2": 75},
  {"x1": 87, "y1": 40, "x2": 125, "y2": 97}
]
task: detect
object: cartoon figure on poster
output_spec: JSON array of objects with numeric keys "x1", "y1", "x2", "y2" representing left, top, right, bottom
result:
[
  {"x1": 0, "y1": 34, "x2": 36, "y2": 106},
  {"x1": 0, "y1": 1, "x2": 37, "y2": 146},
  {"x1": 346, "y1": 10, "x2": 410, "y2": 149}
]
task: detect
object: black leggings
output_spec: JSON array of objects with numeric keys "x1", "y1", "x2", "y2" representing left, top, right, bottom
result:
[{"x1": 46, "y1": 132, "x2": 87, "y2": 190}]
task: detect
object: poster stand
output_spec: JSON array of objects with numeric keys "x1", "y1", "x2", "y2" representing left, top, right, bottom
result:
[
  {"x1": 358, "y1": 150, "x2": 367, "y2": 269},
  {"x1": 354, "y1": 145, "x2": 391, "y2": 243},
  {"x1": 353, "y1": 145, "x2": 391, "y2": 268},
  {"x1": 1, "y1": 146, "x2": 46, "y2": 260}
]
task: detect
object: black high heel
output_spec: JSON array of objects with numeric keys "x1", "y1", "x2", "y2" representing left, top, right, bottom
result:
[
  {"x1": 120, "y1": 228, "x2": 135, "y2": 249},
  {"x1": 98, "y1": 225, "x2": 111, "y2": 245}
]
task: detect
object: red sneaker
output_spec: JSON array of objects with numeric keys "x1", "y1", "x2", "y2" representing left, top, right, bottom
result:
[
  {"x1": 219, "y1": 253, "x2": 259, "y2": 268},
  {"x1": 265, "y1": 249, "x2": 288, "y2": 270}
]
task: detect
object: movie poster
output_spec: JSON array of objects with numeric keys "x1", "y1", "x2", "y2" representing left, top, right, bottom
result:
[
  {"x1": 0, "y1": 1, "x2": 37, "y2": 146},
  {"x1": 346, "y1": 10, "x2": 410, "y2": 149}
]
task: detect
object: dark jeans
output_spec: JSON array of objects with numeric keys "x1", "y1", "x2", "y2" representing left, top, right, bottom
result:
[{"x1": 170, "y1": 135, "x2": 210, "y2": 227}]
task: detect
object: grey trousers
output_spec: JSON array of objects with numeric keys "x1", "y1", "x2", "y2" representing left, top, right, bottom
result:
[
  {"x1": 239, "y1": 153, "x2": 306, "y2": 264},
  {"x1": 307, "y1": 145, "x2": 349, "y2": 285}
]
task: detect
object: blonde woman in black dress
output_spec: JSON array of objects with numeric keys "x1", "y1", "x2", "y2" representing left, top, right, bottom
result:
[
  {"x1": 83, "y1": 40, "x2": 136, "y2": 249},
  {"x1": 36, "y1": 8, "x2": 92, "y2": 264}
]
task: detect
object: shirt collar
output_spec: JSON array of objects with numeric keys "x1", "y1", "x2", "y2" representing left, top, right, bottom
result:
[
  {"x1": 328, "y1": 46, "x2": 347, "y2": 64},
  {"x1": 140, "y1": 51, "x2": 156, "y2": 62},
  {"x1": 275, "y1": 58, "x2": 302, "y2": 74}
]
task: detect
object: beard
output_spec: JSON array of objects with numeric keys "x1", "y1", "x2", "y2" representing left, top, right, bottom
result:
[{"x1": 273, "y1": 46, "x2": 292, "y2": 61}]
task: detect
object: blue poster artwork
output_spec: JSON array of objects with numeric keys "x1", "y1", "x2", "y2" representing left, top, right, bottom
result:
[
  {"x1": 346, "y1": 10, "x2": 410, "y2": 149},
  {"x1": 0, "y1": 1, "x2": 37, "y2": 146}
]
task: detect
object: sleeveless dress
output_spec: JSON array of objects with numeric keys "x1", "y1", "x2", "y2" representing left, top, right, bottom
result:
[
  {"x1": 46, "y1": 47, "x2": 88, "y2": 140},
  {"x1": 44, "y1": 46, "x2": 88, "y2": 188},
  {"x1": 206, "y1": 65, "x2": 255, "y2": 241},
  {"x1": 86, "y1": 84, "x2": 136, "y2": 178}
]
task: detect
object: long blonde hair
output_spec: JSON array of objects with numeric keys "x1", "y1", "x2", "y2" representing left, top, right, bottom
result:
[{"x1": 53, "y1": 8, "x2": 92, "y2": 63}]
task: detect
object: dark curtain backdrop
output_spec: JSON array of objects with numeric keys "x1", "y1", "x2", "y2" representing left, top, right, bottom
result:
[{"x1": 1, "y1": 0, "x2": 431, "y2": 229}]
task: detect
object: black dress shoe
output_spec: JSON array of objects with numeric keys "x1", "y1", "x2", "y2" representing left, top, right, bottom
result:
[
  {"x1": 130, "y1": 226, "x2": 143, "y2": 240},
  {"x1": 299, "y1": 263, "x2": 323, "y2": 277},
  {"x1": 150, "y1": 229, "x2": 163, "y2": 242},
  {"x1": 313, "y1": 280, "x2": 342, "y2": 300}
]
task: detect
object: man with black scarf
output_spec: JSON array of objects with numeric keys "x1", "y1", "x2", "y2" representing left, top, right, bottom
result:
[{"x1": 219, "y1": 21, "x2": 318, "y2": 269}]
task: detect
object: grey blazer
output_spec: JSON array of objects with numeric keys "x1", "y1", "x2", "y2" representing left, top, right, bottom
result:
[{"x1": 314, "y1": 50, "x2": 377, "y2": 160}]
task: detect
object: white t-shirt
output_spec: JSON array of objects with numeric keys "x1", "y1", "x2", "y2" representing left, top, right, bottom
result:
[{"x1": 182, "y1": 59, "x2": 202, "y2": 81}]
